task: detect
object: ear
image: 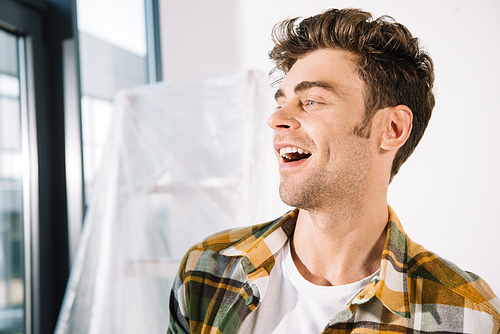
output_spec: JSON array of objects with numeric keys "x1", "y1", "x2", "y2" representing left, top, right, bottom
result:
[{"x1": 380, "y1": 105, "x2": 412, "y2": 152}]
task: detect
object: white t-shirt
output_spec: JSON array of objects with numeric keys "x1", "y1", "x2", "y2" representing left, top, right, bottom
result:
[{"x1": 238, "y1": 240, "x2": 378, "y2": 333}]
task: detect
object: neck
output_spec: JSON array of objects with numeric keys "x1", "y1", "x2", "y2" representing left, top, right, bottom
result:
[{"x1": 291, "y1": 195, "x2": 388, "y2": 286}]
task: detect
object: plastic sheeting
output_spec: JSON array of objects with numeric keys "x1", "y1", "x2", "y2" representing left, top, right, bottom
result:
[{"x1": 55, "y1": 71, "x2": 289, "y2": 333}]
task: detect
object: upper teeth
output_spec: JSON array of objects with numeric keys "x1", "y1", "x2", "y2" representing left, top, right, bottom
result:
[{"x1": 279, "y1": 147, "x2": 310, "y2": 156}]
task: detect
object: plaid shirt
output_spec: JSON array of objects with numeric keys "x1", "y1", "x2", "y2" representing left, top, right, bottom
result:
[{"x1": 168, "y1": 207, "x2": 500, "y2": 333}]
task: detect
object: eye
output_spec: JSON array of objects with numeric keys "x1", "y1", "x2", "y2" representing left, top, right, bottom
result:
[{"x1": 304, "y1": 100, "x2": 320, "y2": 108}]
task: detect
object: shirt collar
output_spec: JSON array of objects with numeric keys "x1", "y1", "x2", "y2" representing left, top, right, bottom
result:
[
  {"x1": 348, "y1": 206, "x2": 411, "y2": 319},
  {"x1": 220, "y1": 206, "x2": 412, "y2": 318},
  {"x1": 220, "y1": 209, "x2": 298, "y2": 275}
]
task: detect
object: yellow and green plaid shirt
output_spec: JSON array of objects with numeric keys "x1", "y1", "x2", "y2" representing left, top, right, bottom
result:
[{"x1": 168, "y1": 207, "x2": 500, "y2": 333}]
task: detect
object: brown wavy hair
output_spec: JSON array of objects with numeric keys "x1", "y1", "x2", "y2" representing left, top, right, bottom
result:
[{"x1": 269, "y1": 8, "x2": 435, "y2": 181}]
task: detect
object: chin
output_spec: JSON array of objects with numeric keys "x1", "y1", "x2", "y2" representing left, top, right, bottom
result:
[{"x1": 279, "y1": 184, "x2": 316, "y2": 209}]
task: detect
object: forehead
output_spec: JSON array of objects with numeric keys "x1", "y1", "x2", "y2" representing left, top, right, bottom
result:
[{"x1": 278, "y1": 48, "x2": 363, "y2": 97}]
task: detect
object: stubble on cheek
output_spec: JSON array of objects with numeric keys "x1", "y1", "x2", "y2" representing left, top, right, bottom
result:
[{"x1": 277, "y1": 135, "x2": 372, "y2": 211}]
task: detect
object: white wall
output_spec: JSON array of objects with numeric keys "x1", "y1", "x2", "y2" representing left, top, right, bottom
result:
[{"x1": 160, "y1": 0, "x2": 500, "y2": 294}]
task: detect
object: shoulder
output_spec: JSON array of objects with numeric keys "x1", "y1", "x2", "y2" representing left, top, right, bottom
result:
[
  {"x1": 406, "y1": 237, "x2": 500, "y2": 325},
  {"x1": 186, "y1": 220, "x2": 275, "y2": 257},
  {"x1": 386, "y1": 207, "x2": 500, "y2": 324},
  {"x1": 178, "y1": 209, "x2": 298, "y2": 277}
]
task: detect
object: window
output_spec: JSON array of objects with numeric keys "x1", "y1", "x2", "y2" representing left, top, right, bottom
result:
[
  {"x1": 0, "y1": 28, "x2": 25, "y2": 334},
  {"x1": 76, "y1": 0, "x2": 152, "y2": 203}
]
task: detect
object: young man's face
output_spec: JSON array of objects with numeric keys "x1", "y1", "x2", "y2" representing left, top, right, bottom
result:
[{"x1": 269, "y1": 48, "x2": 378, "y2": 210}]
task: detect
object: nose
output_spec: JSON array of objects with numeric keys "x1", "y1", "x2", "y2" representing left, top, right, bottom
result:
[{"x1": 267, "y1": 105, "x2": 301, "y2": 130}]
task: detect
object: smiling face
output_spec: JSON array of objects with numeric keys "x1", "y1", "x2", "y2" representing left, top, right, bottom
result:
[{"x1": 268, "y1": 48, "x2": 379, "y2": 211}]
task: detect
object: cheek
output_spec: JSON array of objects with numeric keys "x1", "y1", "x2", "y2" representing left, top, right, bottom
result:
[
  {"x1": 329, "y1": 135, "x2": 372, "y2": 164},
  {"x1": 309, "y1": 119, "x2": 364, "y2": 160}
]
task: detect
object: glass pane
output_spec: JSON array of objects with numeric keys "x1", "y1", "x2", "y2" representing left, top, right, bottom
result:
[
  {"x1": 0, "y1": 29, "x2": 25, "y2": 334},
  {"x1": 81, "y1": 95, "x2": 113, "y2": 199},
  {"x1": 77, "y1": 0, "x2": 148, "y2": 203}
]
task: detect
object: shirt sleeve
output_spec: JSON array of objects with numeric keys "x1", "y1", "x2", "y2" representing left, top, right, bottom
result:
[{"x1": 167, "y1": 266, "x2": 190, "y2": 334}]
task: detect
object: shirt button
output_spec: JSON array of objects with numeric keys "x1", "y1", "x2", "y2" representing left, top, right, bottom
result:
[{"x1": 245, "y1": 296, "x2": 253, "y2": 305}]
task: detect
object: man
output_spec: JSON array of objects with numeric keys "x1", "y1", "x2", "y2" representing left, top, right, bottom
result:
[{"x1": 168, "y1": 8, "x2": 500, "y2": 333}]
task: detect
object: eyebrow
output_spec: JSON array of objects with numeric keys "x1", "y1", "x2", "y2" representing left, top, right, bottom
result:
[{"x1": 274, "y1": 81, "x2": 336, "y2": 101}]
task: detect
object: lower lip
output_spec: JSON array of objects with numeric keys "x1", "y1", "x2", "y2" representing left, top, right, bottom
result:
[{"x1": 279, "y1": 158, "x2": 310, "y2": 171}]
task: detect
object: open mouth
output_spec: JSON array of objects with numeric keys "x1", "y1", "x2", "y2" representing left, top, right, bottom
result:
[{"x1": 279, "y1": 147, "x2": 312, "y2": 163}]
